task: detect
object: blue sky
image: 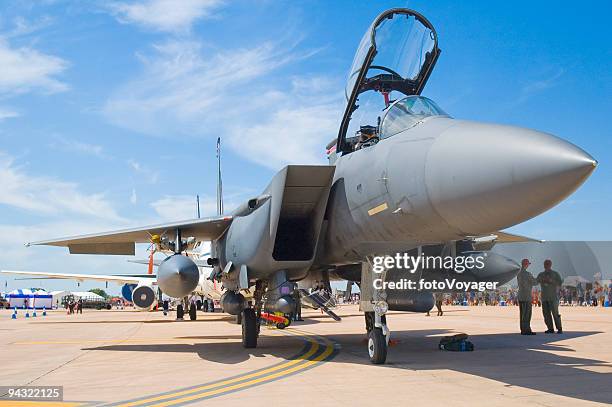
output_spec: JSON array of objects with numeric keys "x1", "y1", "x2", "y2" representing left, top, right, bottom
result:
[{"x1": 0, "y1": 0, "x2": 610, "y2": 294}]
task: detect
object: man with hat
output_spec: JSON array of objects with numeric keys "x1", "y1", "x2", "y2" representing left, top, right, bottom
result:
[
  {"x1": 537, "y1": 259, "x2": 563, "y2": 333},
  {"x1": 517, "y1": 258, "x2": 537, "y2": 335}
]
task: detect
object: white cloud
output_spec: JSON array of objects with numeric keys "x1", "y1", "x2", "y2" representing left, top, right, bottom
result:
[
  {"x1": 8, "y1": 16, "x2": 54, "y2": 38},
  {"x1": 50, "y1": 136, "x2": 108, "y2": 159},
  {"x1": 516, "y1": 68, "x2": 564, "y2": 104},
  {"x1": 150, "y1": 193, "x2": 243, "y2": 221},
  {"x1": 127, "y1": 158, "x2": 159, "y2": 184},
  {"x1": 226, "y1": 102, "x2": 339, "y2": 169},
  {"x1": 103, "y1": 38, "x2": 342, "y2": 170},
  {"x1": 0, "y1": 38, "x2": 68, "y2": 95},
  {"x1": 108, "y1": 0, "x2": 223, "y2": 33},
  {"x1": 151, "y1": 195, "x2": 211, "y2": 221},
  {"x1": 0, "y1": 152, "x2": 121, "y2": 220},
  {"x1": 0, "y1": 107, "x2": 19, "y2": 121},
  {"x1": 130, "y1": 188, "x2": 138, "y2": 204},
  {"x1": 104, "y1": 40, "x2": 304, "y2": 135}
]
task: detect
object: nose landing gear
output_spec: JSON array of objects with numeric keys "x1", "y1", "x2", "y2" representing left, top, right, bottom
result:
[
  {"x1": 361, "y1": 259, "x2": 390, "y2": 364},
  {"x1": 365, "y1": 311, "x2": 389, "y2": 364}
]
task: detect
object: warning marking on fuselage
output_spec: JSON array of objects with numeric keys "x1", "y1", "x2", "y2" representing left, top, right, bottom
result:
[{"x1": 368, "y1": 202, "x2": 388, "y2": 216}]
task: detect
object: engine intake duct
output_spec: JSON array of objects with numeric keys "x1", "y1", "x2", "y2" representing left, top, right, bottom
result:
[
  {"x1": 132, "y1": 285, "x2": 156, "y2": 309},
  {"x1": 271, "y1": 166, "x2": 335, "y2": 261}
]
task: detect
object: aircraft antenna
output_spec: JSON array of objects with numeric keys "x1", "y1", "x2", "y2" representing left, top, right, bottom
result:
[
  {"x1": 196, "y1": 195, "x2": 201, "y2": 218},
  {"x1": 216, "y1": 137, "x2": 224, "y2": 215}
]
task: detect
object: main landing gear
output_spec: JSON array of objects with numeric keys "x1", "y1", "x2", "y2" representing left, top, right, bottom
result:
[
  {"x1": 241, "y1": 281, "x2": 265, "y2": 348},
  {"x1": 241, "y1": 308, "x2": 258, "y2": 348},
  {"x1": 189, "y1": 303, "x2": 197, "y2": 321}
]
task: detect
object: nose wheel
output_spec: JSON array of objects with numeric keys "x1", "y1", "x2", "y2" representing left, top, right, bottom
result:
[{"x1": 368, "y1": 328, "x2": 387, "y2": 364}]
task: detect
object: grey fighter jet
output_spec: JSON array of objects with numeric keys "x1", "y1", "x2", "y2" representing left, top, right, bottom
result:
[{"x1": 25, "y1": 9, "x2": 596, "y2": 364}]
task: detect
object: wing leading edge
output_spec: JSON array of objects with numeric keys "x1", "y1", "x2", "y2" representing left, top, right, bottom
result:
[
  {"x1": 0, "y1": 270, "x2": 148, "y2": 285},
  {"x1": 26, "y1": 215, "x2": 233, "y2": 255}
]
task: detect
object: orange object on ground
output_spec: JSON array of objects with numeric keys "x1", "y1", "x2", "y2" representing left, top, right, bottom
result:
[{"x1": 260, "y1": 312, "x2": 289, "y2": 325}]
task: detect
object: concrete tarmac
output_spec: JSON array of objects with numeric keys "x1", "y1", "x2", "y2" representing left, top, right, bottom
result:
[{"x1": 0, "y1": 305, "x2": 610, "y2": 406}]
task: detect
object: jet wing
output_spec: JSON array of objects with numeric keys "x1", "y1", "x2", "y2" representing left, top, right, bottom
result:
[
  {"x1": 491, "y1": 231, "x2": 544, "y2": 243},
  {"x1": 26, "y1": 215, "x2": 233, "y2": 255},
  {"x1": 0, "y1": 270, "x2": 148, "y2": 285},
  {"x1": 471, "y1": 231, "x2": 543, "y2": 251}
]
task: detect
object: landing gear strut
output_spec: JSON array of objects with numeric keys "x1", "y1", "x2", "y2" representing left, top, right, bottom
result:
[{"x1": 360, "y1": 259, "x2": 390, "y2": 364}]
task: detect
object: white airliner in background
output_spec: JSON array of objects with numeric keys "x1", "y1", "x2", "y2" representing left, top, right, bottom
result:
[{"x1": 1, "y1": 240, "x2": 224, "y2": 315}]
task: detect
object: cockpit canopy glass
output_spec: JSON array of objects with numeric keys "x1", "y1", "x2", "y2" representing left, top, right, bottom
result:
[
  {"x1": 338, "y1": 9, "x2": 441, "y2": 154},
  {"x1": 380, "y1": 96, "x2": 448, "y2": 138},
  {"x1": 345, "y1": 12, "x2": 438, "y2": 101}
]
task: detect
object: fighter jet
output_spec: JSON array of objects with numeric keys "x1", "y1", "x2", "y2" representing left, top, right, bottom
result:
[{"x1": 22, "y1": 9, "x2": 596, "y2": 364}]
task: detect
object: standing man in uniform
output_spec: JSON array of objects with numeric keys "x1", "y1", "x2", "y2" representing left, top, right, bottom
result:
[
  {"x1": 292, "y1": 288, "x2": 303, "y2": 321},
  {"x1": 517, "y1": 258, "x2": 537, "y2": 335},
  {"x1": 537, "y1": 259, "x2": 563, "y2": 334},
  {"x1": 434, "y1": 292, "x2": 444, "y2": 316}
]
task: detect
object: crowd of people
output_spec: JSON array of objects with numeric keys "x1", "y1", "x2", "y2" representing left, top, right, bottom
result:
[
  {"x1": 444, "y1": 283, "x2": 612, "y2": 308},
  {"x1": 65, "y1": 298, "x2": 83, "y2": 314}
]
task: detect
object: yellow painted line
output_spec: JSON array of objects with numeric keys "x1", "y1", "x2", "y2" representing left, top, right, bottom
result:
[
  {"x1": 146, "y1": 332, "x2": 334, "y2": 407},
  {"x1": 114, "y1": 331, "x2": 321, "y2": 407},
  {"x1": 368, "y1": 202, "x2": 388, "y2": 216},
  {"x1": 13, "y1": 338, "x2": 200, "y2": 345},
  {"x1": 0, "y1": 404, "x2": 81, "y2": 407}
]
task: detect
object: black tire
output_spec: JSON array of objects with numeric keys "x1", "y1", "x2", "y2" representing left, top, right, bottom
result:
[
  {"x1": 368, "y1": 328, "x2": 387, "y2": 364},
  {"x1": 276, "y1": 322, "x2": 286, "y2": 329},
  {"x1": 189, "y1": 304, "x2": 197, "y2": 321},
  {"x1": 242, "y1": 308, "x2": 257, "y2": 348}
]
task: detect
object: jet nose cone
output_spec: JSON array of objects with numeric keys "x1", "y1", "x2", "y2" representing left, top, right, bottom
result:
[{"x1": 425, "y1": 121, "x2": 596, "y2": 234}]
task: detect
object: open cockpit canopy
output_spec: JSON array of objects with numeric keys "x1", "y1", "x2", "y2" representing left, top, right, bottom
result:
[
  {"x1": 337, "y1": 8, "x2": 441, "y2": 154},
  {"x1": 379, "y1": 95, "x2": 447, "y2": 139}
]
